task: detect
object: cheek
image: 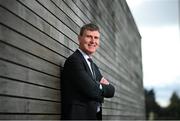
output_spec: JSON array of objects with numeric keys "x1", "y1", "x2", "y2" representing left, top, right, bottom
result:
[
  {"x1": 96, "y1": 41, "x2": 100, "y2": 47},
  {"x1": 81, "y1": 40, "x2": 88, "y2": 46}
]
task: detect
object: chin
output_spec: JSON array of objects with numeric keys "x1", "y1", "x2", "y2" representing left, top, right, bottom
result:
[
  {"x1": 90, "y1": 49, "x2": 96, "y2": 52},
  {"x1": 86, "y1": 48, "x2": 96, "y2": 55},
  {"x1": 87, "y1": 51, "x2": 95, "y2": 55}
]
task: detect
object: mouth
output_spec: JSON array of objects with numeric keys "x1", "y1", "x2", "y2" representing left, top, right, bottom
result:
[{"x1": 88, "y1": 44, "x2": 96, "y2": 47}]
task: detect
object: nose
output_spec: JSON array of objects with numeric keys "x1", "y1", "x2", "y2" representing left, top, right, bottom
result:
[{"x1": 90, "y1": 38, "x2": 95, "y2": 43}]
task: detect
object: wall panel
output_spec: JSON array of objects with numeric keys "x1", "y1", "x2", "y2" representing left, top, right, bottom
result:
[{"x1": 0, "y1": 0, "x2": 145, "y2": 120}]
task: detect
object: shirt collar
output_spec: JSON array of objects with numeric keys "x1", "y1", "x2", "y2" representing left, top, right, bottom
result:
[
  {"x1": 78, "y1": 49, "x2": 94, "y2": 75},
  {"x1": 78, "y1": 49, "x2": 91, "y2": 60}
]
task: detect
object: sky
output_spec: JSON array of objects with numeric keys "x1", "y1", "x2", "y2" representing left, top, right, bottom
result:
[{"x1": 126, "y1": 0, "x2": 180, "y2": 107}]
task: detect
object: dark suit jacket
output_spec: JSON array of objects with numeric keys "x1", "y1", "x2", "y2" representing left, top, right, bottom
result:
[{"x1": 61, "y1": 49, "x2": 115, "y2": 120}]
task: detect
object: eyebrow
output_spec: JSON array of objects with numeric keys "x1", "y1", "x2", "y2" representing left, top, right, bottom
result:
[{"x1": 86, "y1": 35, "x2": 99, "y2": 39}]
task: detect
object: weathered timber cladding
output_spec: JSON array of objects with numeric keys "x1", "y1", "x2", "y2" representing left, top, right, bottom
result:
[{"x1": 0, "y1": 0, "x2": 145, "y2": 120}]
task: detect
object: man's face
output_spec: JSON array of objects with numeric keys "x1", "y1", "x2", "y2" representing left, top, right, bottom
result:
[{"x1": 78, "y1": 30, "x2": 100, "y2": 55}]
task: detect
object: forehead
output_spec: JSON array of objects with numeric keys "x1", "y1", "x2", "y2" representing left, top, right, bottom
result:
[{"x1": 83, "y1": 30, "x2": 100, "y2": 36}]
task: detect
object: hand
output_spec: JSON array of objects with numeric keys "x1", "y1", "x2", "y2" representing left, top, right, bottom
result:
[{"x1": 100, "y1": 77, "x2": 109, "y2": 85}]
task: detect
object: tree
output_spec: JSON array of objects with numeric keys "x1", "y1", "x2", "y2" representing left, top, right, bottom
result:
[
  {"x1": 145, "y1": 89, "x2": 180, "y2": 120},
  {"x1": 166, "y1": 92, "x2": 180, "y2": 119},
  {"x1": 144, "y1": 89, "x2": 160, "y2": 120}
]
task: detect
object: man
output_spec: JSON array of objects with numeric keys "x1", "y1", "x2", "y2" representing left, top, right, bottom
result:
[{"x1": 61, "y1": 23, "x2": 115, "y2": 120}]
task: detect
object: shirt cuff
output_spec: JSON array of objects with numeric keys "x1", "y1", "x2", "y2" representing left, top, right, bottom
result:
[{"x1": 99, "y1": 84, "x2": 102, "y2": 90}]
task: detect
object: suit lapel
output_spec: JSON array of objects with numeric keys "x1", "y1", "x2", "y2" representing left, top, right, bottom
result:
[{"x1": 75, "y1": 50, "x2": 95, "y2": 80}]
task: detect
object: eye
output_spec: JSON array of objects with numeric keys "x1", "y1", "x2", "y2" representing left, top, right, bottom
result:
[
  {"x1": 86, "y1": 35, "x2": 92, "y2": 38},
  {"x1": 94, "y1": 36, "x2": 99, "y2": 39}
]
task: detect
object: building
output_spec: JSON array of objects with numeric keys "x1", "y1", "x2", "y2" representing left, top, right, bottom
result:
[{"x1": 0, "y1": 0, "x2": 145, "y2": 120}]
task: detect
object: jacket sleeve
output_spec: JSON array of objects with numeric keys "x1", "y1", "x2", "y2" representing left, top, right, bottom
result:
[
  {"x1": 94, "y1": 63, "x2": 115, "y2": 98},
  {"x1": 102, "y1": 84, "x2": 115, "y2": 98}
]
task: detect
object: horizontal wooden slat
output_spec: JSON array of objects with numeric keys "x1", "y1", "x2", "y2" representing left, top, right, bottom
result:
[
  {"x1": 0, "y1": 25, "x2": 66, "y2": 66},
  {"x1": 0, "y1": 59, "x2": 59, "y2": 89},
  {"x1": 63, "y1": 0, "x2": 90, "y2": 23},
  {"x1": 102, "y1": 108, "x2": 144, "y2": 117},
  {"x1": 72, "y1": 0, "x2": 94, "y2": 20},
  {"x1": 103, "y1": 99, "x2": 144, "y2": 114},
  {"x1": 36, "y1": 0, "x2": 80, "y2": 34},
  {"x1": 102, "y1": 114, "x2": 144, "y2": 120},
  {"x1": 0, "y1": 41, "x2": 59, "y2": 77},
  {"x1": 0, "y1": 114, "x2": 60, "y2": 120},
  {"x1": 0, "y1": 77, "x2": 60, "y2": 102},
  {"x1": 0, "y1": 6, "x2": 72, "y2": 59},
  {"x1": 18, "y1": 0, "x2": 78, "y2": 43},
  {"x1": 0, "y1": 0, "x2": 78, "y2": 54},
  {"x1": 0, "y1": 96, "x2": 60, "y2": 113},
  {"x1": 51, "y1": 0, "x2": 84, "y2": 27}
]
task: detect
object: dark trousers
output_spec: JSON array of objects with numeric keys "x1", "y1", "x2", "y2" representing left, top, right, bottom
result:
[{"x1": 96, "y1": 108, "x2": 102, "y2": 120}]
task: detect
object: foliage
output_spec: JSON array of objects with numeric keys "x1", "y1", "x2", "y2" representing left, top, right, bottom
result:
[{"x1": 145, "y1": 89, "x2": 180, "y2": 120}]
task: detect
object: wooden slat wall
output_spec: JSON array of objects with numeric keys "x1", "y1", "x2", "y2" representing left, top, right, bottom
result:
[{"x1": 0, "y1": 0, "x2": 145, "y2": 120}]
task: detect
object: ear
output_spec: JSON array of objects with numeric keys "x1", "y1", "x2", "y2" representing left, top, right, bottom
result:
[{"x1": 78, "y1": 35, "x2": 81, "y2": 43}]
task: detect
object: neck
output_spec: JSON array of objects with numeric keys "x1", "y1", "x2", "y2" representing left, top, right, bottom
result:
[{"x1": 78, "y1": 48, "x2": 92, "y2": 57}]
